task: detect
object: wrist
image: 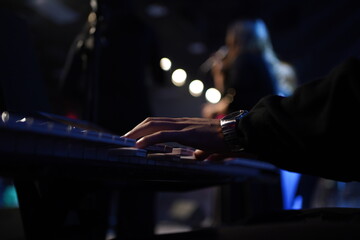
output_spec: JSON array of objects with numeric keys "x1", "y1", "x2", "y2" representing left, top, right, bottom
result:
[{"x1": 220, "y1": 110, "x2": 249, "y2": 152}]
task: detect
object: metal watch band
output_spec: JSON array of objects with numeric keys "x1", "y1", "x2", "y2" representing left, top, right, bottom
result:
[{"x1": 220, "y1": 110, "x2": 249, "y2": 152}]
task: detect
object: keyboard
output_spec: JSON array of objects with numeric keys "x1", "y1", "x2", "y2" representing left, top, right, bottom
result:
[{"x1": 0, "y1": 111, "x2": 279, "y2": 186}]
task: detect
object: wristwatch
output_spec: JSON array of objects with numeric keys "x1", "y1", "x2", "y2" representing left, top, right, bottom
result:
[{"x1": 220, "y1": 110, "x2": 249, "y2": 152}]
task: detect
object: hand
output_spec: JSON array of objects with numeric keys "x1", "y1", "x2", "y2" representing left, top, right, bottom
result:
[{"x1": 123, "y1": 117, "x2": 230, "y2": 160}]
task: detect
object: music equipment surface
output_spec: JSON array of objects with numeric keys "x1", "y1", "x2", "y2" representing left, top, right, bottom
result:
[{"x1": 0, "y1": 111, "x2": 278, "y2": 187}]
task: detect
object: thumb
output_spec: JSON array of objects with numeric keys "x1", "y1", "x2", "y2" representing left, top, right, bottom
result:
[{"x1": 194, "y1": 149, "x2": 210, "y2": 161}]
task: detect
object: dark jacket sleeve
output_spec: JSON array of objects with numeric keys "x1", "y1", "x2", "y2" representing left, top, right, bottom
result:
[{"x1": 238, "y1": 57, "x2": 360, "y2": 182}]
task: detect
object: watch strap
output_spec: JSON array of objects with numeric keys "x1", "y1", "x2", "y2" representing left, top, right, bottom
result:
[{"x1": 220, "y1": 110, "x2": 248, "y2": 152}]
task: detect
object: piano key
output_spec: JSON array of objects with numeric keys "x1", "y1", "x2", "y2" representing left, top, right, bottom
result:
[
  {"x1": 172, "y1": 147, "x2": 195, "y2": 156},
  {"x1": 108, "y1": 147, "x2": 147, "y2": 157},
  {"x1": 111, "y1": 135, "x2": 136, "y2": 147},
  {"x1": 146, "y1": 144, "x2": 173, "y2": 153},
  {"x1": 148, "y1": 153, "x2": 181, "y2": 162},
  {"x1": 1, "y1": 112, "x2": 136, "y2": 148},
  {"x1": 180, "y1": 155, "x2": 196, "y2": 161}
]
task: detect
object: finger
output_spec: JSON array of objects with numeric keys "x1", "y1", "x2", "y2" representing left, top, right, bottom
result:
[
  {"x1": 124, "y1": 117, "x2": 214, "y2": 139},
  {"x1": 135, "y1": 130, "x2": 185, "y2": 149},
  {"x1": 124, "y1": 118, "x2": 182, "y2": 139},
  {"x1": 194, "y1": 149, "x2": 210, "y2": 161}
]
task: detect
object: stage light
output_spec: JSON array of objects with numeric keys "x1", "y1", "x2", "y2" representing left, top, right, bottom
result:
[
  {"x1": 160, "y1": 57, "x2": 172, "y2": 71},
  {"x1": 189, "y1": 80, "x2": 204, "y2": 97},
  {"x1": 171, "y1": 69, "x2": 187, "y2": 87},
  {"x1": 205, "y1": 88, "x2": 221, "y2": 103}
]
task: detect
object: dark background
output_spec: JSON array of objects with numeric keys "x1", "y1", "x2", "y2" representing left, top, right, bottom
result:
[
  {"x1": 1, "y1": 1, "x2": 360, "y2": 234},
  {"x1": 1, "y1": 0, "x2": 360, "y2": 118}
]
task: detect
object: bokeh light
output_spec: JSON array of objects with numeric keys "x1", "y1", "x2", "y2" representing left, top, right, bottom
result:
[
  {"x1": 205, "y1": 88, "x2": 221, "y2": 103},
  {"x1": 160, "y1": 57, "x2": 172, "y2": 71},
  {"x1": 171, "y1": 68, "x2": 187, "y2": 87},
  {"x1": 189, "y1": 79, "x2": 204, "y2": 97}
]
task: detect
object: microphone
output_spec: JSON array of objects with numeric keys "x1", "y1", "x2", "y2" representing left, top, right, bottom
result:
[{"x1": 200, "y1": 46, "x2": 228, "y2": 73}]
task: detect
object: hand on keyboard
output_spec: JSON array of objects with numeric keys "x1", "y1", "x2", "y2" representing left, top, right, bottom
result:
[{"x1": 124, "y1": 117, "x2": 228, "y2": 160}]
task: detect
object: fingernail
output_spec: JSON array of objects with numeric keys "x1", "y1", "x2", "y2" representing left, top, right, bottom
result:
[{"x1": 136, "y1": 137, "x2": 144, "y2": 148}]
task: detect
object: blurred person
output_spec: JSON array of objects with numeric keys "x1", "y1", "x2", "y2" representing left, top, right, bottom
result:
[
  {"x1": 56, "y1": 1, "x2": 165, "y2": 239},
  {"x1": 60, "y1": 0, "x2": 164, "y2": 134},
  {"x1": 124, "y1": 56, "x2": 360, "y2": 239},
  {"x1": 202, "y1": 19, "x2": 297, "y2": 119}
]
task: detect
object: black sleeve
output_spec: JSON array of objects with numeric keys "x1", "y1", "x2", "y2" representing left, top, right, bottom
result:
[{"x1": 238, "y1": 57, "x2": 360, "y2": 182}]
